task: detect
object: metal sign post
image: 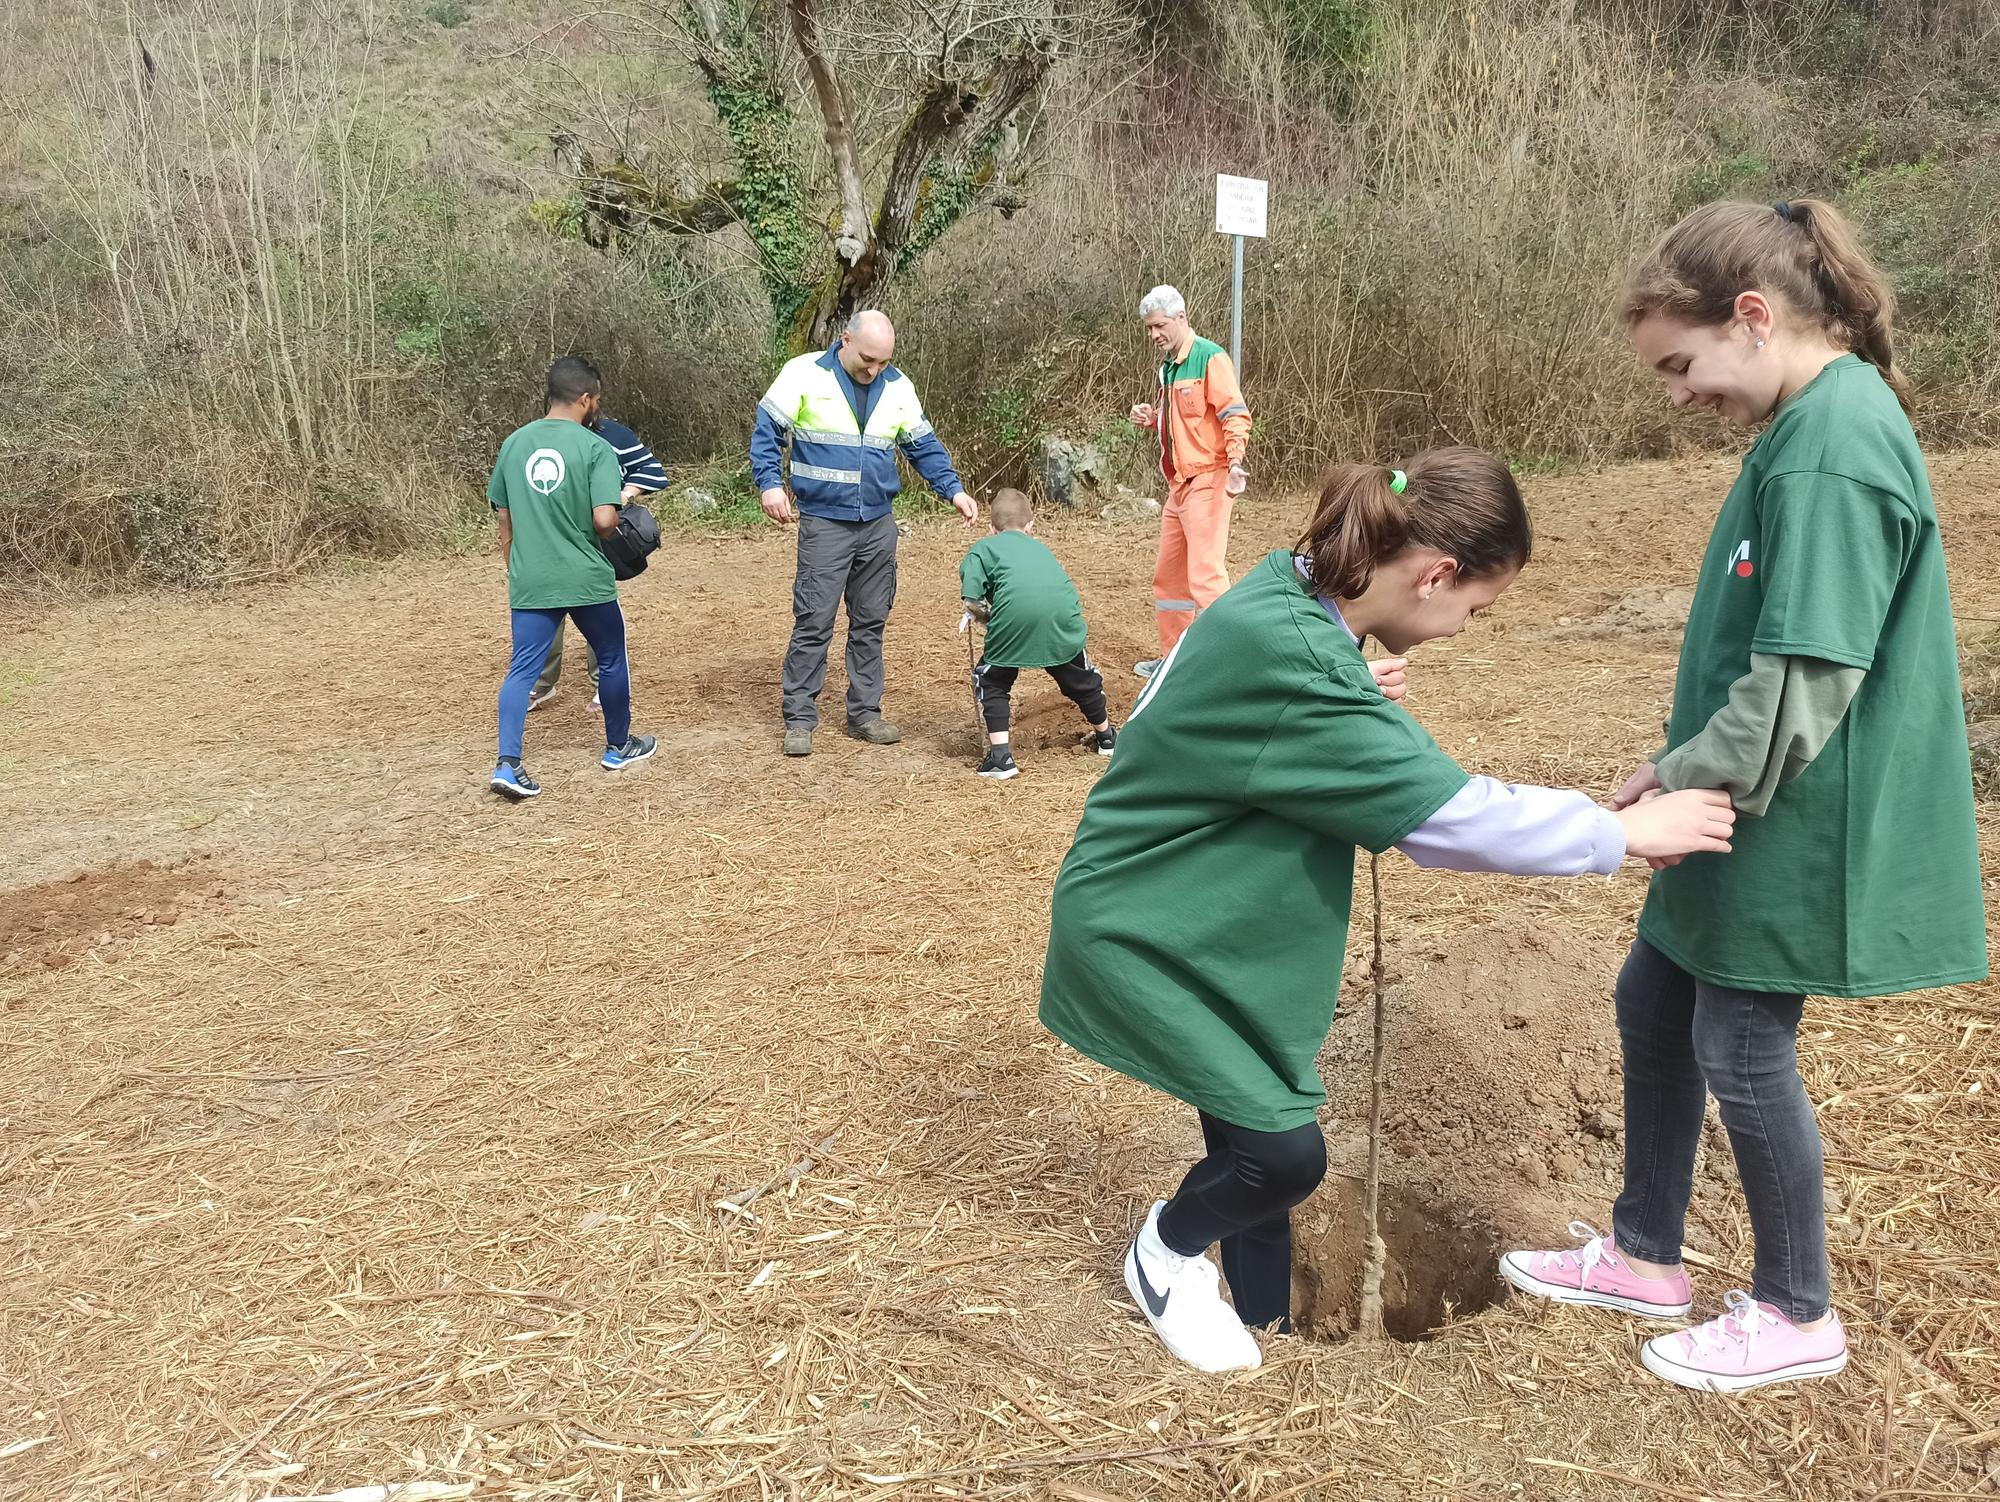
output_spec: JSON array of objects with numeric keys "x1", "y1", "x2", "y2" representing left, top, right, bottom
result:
[{"x1": 1214, "y1": 173, "x2": 1268, "y2": 378}]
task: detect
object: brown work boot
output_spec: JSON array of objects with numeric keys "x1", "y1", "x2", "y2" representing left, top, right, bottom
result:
[{"x1": 845, "y1": 717, "x2": 902, "y2": 745}]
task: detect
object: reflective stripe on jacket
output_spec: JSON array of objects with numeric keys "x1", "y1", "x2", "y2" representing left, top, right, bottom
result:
[{"x1": 749, "y1": 346, "x2": 964, "y2": 522}]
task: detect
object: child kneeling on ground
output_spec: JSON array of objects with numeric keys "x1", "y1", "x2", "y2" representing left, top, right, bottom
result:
[{"x1": 960, "y1": 489, "x2": 1116, "y2": 780}]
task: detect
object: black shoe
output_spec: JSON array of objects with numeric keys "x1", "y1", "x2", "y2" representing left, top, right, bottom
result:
[
  {"x1": 1088, "y1": 726, "x2": 1118, "y2": 757},
  {"x1": 976, "y1": 746, "x2": 1020, "y2": 780}
]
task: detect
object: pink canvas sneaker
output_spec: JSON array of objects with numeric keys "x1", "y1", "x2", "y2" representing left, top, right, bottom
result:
[
  {"x1": 1640, "y1": 1290, "x2": 1847, "y2": 1392},
  {"x1": 1499, "y1": 1221, "x2": 1693, "y2": 1320}
]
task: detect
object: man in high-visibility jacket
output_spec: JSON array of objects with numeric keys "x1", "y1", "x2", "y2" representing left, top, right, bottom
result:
[
  {"x1": 753, "y1": 310, "x2": 978, "y2": 757},
  {"x1": 1127, "y1": 285, "x2": 1252, "y2": 677}
]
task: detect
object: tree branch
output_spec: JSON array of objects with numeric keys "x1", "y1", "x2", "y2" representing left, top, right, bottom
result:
[
  {"x1": 551, "y1": 129, "x2": 741, "y2": 248},
  {"x1": 786, "y1": 0, "x2": 871, "y2": 270}
]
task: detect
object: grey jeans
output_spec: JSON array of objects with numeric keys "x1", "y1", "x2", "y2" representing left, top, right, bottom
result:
[
  {"x1": 782, "y1": 512, "x2": 898, "y2": 729},
  {"x1": 1611, "y1": 937, "x2": 1828, "y2": 1322}
]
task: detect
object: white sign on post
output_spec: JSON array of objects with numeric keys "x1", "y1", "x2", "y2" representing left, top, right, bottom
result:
[{"x1": 1214, "y1": 174, "x2": 1269, "y2": 239}]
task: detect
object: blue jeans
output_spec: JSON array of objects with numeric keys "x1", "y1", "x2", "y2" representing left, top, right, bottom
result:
[
  {"x1": 1611, "y1": 938, "x2": 1829, "y2": 1322},
  {"x1": 498, "y1": 602, "x2": 630, "y2": 761}
]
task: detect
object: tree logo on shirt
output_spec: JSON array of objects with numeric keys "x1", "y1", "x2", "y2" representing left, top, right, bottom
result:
[
  {"x1": 1728, "y1": 539, "x2": 1754, "y2": 578},
  {"x1": 525, "y1": 448, "x2": 567, "y2": 495}
]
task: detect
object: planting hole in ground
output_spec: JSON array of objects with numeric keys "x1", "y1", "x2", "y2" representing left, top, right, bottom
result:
[{"x1": 1293, "y1": 1175, "x2": 1505, "y2": 1342}]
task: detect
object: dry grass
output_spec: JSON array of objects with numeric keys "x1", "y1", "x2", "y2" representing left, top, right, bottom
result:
[{"x1": 2, "y1": 454, "x2": 1999, "y2": 1500}]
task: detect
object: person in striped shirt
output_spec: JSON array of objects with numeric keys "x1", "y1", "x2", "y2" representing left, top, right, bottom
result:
[{"x1": 529, "y1": 414, "x2": 670, "y2": 709}]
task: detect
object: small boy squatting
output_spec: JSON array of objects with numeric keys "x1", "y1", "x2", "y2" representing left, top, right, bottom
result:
[{"x1": 960, "y1": 490, "x2": 1116, "y2": 780}]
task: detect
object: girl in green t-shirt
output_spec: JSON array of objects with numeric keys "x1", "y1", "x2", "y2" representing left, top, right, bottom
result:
[
  {"x1": 1501, "y1": 199, "x2": 1985, "y2": 1393},
  {"x1": 1039, "y1": 447, "x2": 1738, "y2": 1375}
]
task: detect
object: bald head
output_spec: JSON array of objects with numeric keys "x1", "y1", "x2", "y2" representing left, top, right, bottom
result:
[{"x1": 839, "y1": 310, "x2": 896, "y2": 384}]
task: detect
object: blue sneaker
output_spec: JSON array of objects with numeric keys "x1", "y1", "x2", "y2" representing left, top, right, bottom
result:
[
  {"x1": 602, "y1": 735, "x2": 658, "y2": 771},
  {"x1": 490, "y1": 764, "x2": 541, "y2": 799}
]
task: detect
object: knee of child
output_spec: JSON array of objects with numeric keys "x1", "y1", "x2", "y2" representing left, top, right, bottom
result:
[{"x1": 1257, "y1": 1126, "x2": 1328, "y2": 1203}]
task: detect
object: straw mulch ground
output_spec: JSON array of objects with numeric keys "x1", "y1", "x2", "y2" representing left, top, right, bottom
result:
[{"x1": 4, "y1": 453, "x2": 1999, "y2": 1502}]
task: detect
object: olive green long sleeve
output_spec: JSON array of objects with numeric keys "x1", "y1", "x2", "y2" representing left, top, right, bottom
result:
[{"x1": 1653, "y1": 652, "x2": 1865, "y2": 816}]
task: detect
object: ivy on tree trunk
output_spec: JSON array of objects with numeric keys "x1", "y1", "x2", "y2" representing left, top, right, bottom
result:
[{"x1": 554, "y1": 0, "x2": 1053, "y2": 356}]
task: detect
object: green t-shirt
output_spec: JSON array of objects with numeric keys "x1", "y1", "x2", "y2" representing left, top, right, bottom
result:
[
  {"x1": 1640, "y1": 355, "x2": 1987, "y2": 997},
  {"x1": 1039, "y1": 549, "x2": 1471, "y2": 1131},
  {"x1": 959, "y1": 530, "x2": 1087, "y2": 668},
  {"x1": 486, "y1": 418, "x2": 620, "y2": 610}
]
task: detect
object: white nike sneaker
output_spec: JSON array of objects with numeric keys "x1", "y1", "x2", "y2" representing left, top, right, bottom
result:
[{"x1": 1123, "y1": 1201, "x2": 1263, "y2": 1373}]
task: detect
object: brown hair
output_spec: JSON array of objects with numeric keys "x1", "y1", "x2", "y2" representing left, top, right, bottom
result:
[
  {"x1": 990, "y1": 487, "x2": 1033, "y2": 530},
  {"x1": 1623, "y1": 198, "x2": 1910, "y2": 412},
  {"x1": 1293, "y1": 446, "x2": 1531, "y2": 599}
]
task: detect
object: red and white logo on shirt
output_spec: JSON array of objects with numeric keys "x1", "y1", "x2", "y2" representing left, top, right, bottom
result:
[{"x1": 1728, "y1": 539, "x2": 1754, "y2": 578}]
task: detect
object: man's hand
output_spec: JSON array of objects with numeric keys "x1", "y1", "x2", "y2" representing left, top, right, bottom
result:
[
  {"x1": 621, "y1": 483, "x2": 642, "y2": 504},
  {"x1": 963, "y1": 598, "x2": 991, "y2": 623},
  {"x1": 1614, "y1": 788, "x2": 1735, "y2": 861},
  {"x1": 760, "y1": 487, "x2": 794, "y2": 525},
  {"x1": 1369, "y1": 656, "x2": 1408, "y2": 702},
  {"x1": 1225, "y1": 461, "x2": 1248, "y2": 497},
  {"x1": 1612, "y1": 761, "x2": 1662, "y2": 809},
  {"x1": 1129, "y1": 401, "x2": 1156, "y2": 429},
  {"x1": 951, "y1": 491, "x2": 978, "y2": 527}
]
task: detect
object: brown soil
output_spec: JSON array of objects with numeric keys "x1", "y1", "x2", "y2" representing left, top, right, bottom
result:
[
  {"x1": 0, "y1": 856, "x2": 233, "y2": 973},
  {"x1": 4, "y1": 453, "x2": 2000, "y2": 1500}
]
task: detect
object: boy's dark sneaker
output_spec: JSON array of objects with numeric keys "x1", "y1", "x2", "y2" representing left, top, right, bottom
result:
[
  {"x1": 976, "y1": 746, "x2": 1020, "y2": 781},
  {"x1": 1088, "y1": 727, "x2": 1118, "y2": 757},
  {"x1": 602, "y1": 735, "x2": 658, "y2": 771},
  {"x1": 490, "y1": 764, "x2": 542, "y2": 799}
]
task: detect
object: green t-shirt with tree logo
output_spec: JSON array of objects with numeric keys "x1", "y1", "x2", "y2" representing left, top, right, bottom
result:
[
  {"x1": 1640, "y1": 355, "x2": 1987, "y2": 997},
  {"x1": 1039, "y1": 549, "x2": 1470, "y2": 1132},
  {"x1": 959, "y1": 530, "x2": 1087, "y2": 668},
  {"x1": 487, "y1": 417, "x2": 620, "y2": 610}
]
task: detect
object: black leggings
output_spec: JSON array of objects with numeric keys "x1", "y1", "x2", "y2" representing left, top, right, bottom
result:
[
  {"x1": 1156, "y1": 1111, "x2": 1327, "y2": 1330},
  {"x1": 972, "y1": 652, "x2": 1107, "y2": 734}
]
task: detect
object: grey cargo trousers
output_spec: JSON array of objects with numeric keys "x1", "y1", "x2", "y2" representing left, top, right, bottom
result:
[{"x1": 782, "y1": 511, "x2": 898, "y2": 729}]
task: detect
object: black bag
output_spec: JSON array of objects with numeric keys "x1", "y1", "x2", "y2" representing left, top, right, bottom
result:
[{"x1": 598, "y1": 501, "x2": 662, "y2": 580}]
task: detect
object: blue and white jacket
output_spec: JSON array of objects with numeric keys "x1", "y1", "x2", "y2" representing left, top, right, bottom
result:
[{"x1": 749, "y1": 345, "x2": 965, "y2": 522}]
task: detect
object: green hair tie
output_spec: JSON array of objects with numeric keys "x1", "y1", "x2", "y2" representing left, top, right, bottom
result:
[{"x1": 1389, "y1": 469, "x2": 1408, "y2": 494}]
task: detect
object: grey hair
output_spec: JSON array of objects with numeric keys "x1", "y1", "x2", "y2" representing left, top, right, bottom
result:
[{"x1": 1138, "y1": 285, "x2": 1186, "y2": 319}]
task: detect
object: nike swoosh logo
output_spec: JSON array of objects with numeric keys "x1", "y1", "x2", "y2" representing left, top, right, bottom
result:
[{"x1": 1132, "y1": 1246, "x2": 1170, "y2": 1317}]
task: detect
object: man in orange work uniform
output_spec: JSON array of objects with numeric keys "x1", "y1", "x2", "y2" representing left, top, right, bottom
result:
[{"x1": 1127, "y1": 285, "x2": 1252, "y2": 678}]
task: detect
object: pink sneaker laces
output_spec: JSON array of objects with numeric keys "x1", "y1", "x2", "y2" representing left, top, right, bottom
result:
[{"x1": 1681, "y1": 1289, "x2": 1779, "y2": 1359}]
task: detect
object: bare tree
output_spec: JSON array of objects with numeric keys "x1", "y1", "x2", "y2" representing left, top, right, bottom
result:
[{"x1": 552, "y1": 0, "x2": 1068, "y2": 353}]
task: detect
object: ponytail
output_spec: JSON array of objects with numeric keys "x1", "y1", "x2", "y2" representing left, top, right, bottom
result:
[
  {"x1": 1624, "y1": 197, "x2": 1912, "y2": 413},
  {"x1": 1787, "y1": 199, "x2": 1909, "y2": 409},
  {"x1": 1295, "y1": 446, "x2": 1531, "y2": 600}
]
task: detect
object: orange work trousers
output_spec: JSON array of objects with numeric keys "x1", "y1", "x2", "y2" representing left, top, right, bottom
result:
[{"x1": 1152, "y1": 467, "x2": 1235, "y2": 654}]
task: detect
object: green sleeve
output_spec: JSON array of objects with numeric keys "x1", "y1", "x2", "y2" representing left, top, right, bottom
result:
[
  {"x1": 487, "y1": 444, "x2": 509, "y2": 510},
  {"x1": 1753, "y1": 472, "x2": 1913, "y2": 669},
  {"x1": 959, "y1": 545, "x2": 992, "y2": 602},
  {"x1": 1245, "y1": 673, "x2": 1470, "y2": 852},
  {"x1": 590, "y1": 440, "x2": 622, "y2": 509},
  {"x1": 1656, "y1": 652, "x2": 1865, "y2": 816}
]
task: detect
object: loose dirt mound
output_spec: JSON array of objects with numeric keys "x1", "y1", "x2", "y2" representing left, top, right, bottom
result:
[
  {"x1": 1298, "y1": 923, "x2": 1630, "y2": 1335},
  {"x1": 0, "y1": 856, "x2": 231, "y2": 974}
]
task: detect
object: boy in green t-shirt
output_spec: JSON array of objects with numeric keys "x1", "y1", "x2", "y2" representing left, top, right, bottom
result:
[
  {"x1": 958, "y1": 489, "x2": 1115, "y2": 780},
  {"x1": 486, "y1": 356, "x2": 657, "y2": 799}
]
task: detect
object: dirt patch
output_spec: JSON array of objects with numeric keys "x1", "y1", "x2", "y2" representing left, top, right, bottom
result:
[
  {"x1": 1543, "y1": 586, "x2": 1694, "y2": 638},
  {"x1": 0, "y1": 856, "x2": 231, "y2": 973},
  {"x1": 1299, "y1": 923, "x2": 1630, "y2": 1328},
  {"x1": 1294, "y1": 1177, "x2": 1505, "y2": 1341}
]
